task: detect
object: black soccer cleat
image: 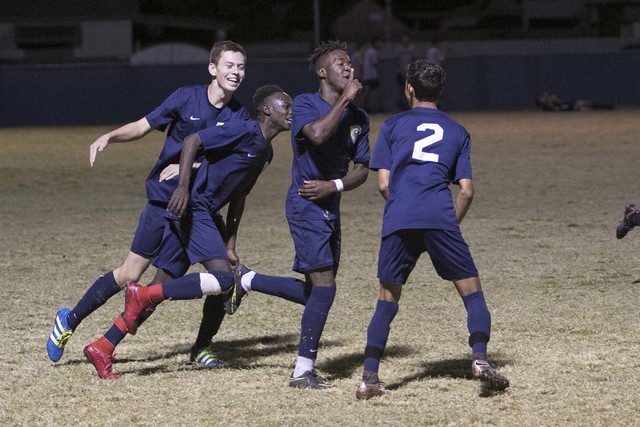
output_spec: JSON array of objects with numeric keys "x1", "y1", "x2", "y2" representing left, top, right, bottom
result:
[
  {"x1": 616, "y1": 204, "x2": 640, "y2": 239},
  {"x1": 224, "y1": 264, "x2": 251, "y2": 315},
  {"x1": 289, "y1": 370, "x2": 335, "y2": 390}
]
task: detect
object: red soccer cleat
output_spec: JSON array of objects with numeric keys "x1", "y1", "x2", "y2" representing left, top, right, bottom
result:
[
  {"x1": 123, "y1": 283, "x2": 150, "y2": 335},
  {"x1": 83, "y1": 339, "x2": 121, "y2": 380}
]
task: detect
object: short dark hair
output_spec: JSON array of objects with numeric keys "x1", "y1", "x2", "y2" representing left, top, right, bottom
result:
[
  {"x1": 252, "y1": 84, "x2": 284, "y2": 116},
  {"x1": 308, "y1": 40, "x2": 348, "y2": 71},
  {"x1": 210, "y1": 40, "x2": 246, "y2": 65},
  {"x1": 406, "y1": 59, "x2": 446, "y2": 102}
]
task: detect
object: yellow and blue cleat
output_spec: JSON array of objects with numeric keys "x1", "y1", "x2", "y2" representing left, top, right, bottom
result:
[
  {"x1": 190, "y1": 348, "x2": 227, "y2": 368},
  {"x1": 47, "y1": 308, "x2": 73, "y2": 362}
]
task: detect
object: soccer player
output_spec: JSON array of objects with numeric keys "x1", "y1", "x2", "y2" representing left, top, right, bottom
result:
[
  {"x1": 120, "y1": 86, "x2": 293, "y2": 366},
  {"x1": 224, "y1": 40, "x2": 370, "y2": 389},
  {"x1": 355, "y1": 59, "x2": 510, "y2": 400},
  {"x1": 616, "y1": 204, "x2": 640, "y2": 239},
  {"x1": 47, "y1": 41, "x2": 249, "y2": 373}
]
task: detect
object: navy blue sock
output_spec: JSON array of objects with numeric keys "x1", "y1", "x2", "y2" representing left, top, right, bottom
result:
[
  {"x1": 297, "y1": 286, "x2": 336, "y2": 360},
  {"x1": 363, "y1": 300, "x2": 399, "y2": 373},
  {"x1": 69, "y1": 271, "x2": 121, "y2": 330},
  {"x1": 192, "y1": 295, "x2": 226, "y2": 352},
  {"x1": 161, "y1": 271, "x2": 234, "y2": 300},
  {"x1": 463, "y1": 291, "x2": 491, "y2": 356},
  {"x1": 161, "y1": 273, "x2": 204, "y2": 300},
  {"x1": 251, "y1": 273, "x2": 309, "y2": 305},
  {"x1": 104, "y1": 313, "x2": 128, "y2": 346}
]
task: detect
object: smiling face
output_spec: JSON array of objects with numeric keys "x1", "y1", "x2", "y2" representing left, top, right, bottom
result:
[
  {"x1": 266, "y1": 92, "x2": 293, "y2": 131},
  {"x1": 318, "y1": 49, "x2": 353, "y2": 93},
  {"x1": 209, "y1": 50, "x2": 246, "y2": 93}
]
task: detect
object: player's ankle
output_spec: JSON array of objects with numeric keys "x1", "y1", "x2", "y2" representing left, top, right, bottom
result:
[{"x1": 362, "y1": 370, "x2": 380, "y2": 384}]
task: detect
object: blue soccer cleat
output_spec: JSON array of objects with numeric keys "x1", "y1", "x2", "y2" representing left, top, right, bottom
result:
[
  {"x1": 47, "y1": 308, "x2": 74, "y2": 362},
  {"x1": 190, "y1": 348, "x2": 227, "y2": 368}
]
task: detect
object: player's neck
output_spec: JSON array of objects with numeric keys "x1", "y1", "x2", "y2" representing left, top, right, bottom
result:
[
  {"x1": 258, "y1": 120, "x2": 279, "y2": 143},
  {"x1": 207, "y1": 82, "x2": 233, "y2": 108},
  {"x1": 318, "y1": 84, "x2": 341, "y2": 106},
  {"x1": 412, "y1": 101, "x2": 438, "y2": 110}
]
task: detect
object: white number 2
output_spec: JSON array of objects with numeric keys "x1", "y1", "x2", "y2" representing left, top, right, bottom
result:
[{"x1": 412, "y1": 123, "x2": 443, "y2": 163}]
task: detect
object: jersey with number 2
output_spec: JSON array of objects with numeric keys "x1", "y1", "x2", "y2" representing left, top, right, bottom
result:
[{"x1": 370, "y1": 107, "x2": 472, "y2": 237}]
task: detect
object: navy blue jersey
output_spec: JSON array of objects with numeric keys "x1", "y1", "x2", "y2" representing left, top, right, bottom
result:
[
  {"x1": 286, "y1": 92, "x2": 370, "y2": 220},
  {"x1": 190, "y1": 120, "x2": 273, "y2": 218},
  {"x1": 145, "y1": 85, "x2": 250, "y2": 204},
  {"x1": 371, "y1": 107, "x2": 472, "y2": 236}
]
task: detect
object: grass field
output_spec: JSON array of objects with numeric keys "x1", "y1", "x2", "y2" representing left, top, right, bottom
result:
[{"x1": 2, "y1": 109, "x2": 640, "y2": 426}]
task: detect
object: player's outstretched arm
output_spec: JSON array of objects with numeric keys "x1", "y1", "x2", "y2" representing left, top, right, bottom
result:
[
  {"x1": 454, "y1": 178, "x2": 474, "y2": 224},
  {"x1": 89, "y1": 118, "x2": 153, "y2": 166}
]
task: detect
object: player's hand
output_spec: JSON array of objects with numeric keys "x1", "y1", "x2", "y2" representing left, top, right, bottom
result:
[
  {"x1": 227, "y1": 248, "x2": 240, "y2": 270},
  {"x1": 298, "y1": 180, "x2": 337, "y2": 200},
  {"x1": 89, "y1": 135, "x2": 110, "y2": 166},
  {"x1": 167, "y1": 186, "x2": 190, "y2": 218},
  {"x1": 343, "y1": 68, "x2": 363, "y2": 102},
  {"x1": 160, "y1": 164, "x2": 179, "y2": 182}
]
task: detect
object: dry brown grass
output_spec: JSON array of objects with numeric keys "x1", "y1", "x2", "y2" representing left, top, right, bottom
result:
[{"x1": 2, "y1": 109, "x2": 640, "y2": 426}]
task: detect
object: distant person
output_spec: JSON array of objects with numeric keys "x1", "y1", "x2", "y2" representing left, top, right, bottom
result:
[
  {"x1": 355, "y1": 59, "x2": 509, "y2": 400},
  {"x1": 396, "y1": 32, "x2": 416, "y2": 110},
  {"x1": 426, "y1": 37, "x2": 446, "y2": 66},
  {"x1": 535, "y1": 92, "x2": 614, "y2": 112},
  {"x1": 361, "y1": 37, "x2": 382, "y2": 113}
]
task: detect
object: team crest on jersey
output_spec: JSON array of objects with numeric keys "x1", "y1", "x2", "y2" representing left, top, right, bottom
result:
[{"x1": 350, "y1": 125, "x2": 362, "y2": 143}]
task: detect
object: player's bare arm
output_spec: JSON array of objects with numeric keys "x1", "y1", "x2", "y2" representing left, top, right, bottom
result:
[
  {"x1": 301, "y1": 72, "x2": 362, "y2": 146},
  {"x1": 225, "y1": 194, "x2": 247, "y2": 269},
  {"x1": 89, "y1": 117, "x2": 153, "y2": 166},
  {"x1": 159, "y1": 162, "x2": 202, "y2": 182},
  {"x1": 454, "y1": 178, "x2": 474, "y2": 224},
  {"x1": 376, "y1": 168, "x2": 390, "y2": 200},
  {"x1": 167, "y1": 133, "x2": 201, "y2": 217},
  {"x1": 299, "y1": 161, "x2": 369, "y2": 201}
]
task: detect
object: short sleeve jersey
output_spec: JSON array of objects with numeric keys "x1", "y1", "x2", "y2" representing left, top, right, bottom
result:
[
  {"x1": 370, "y1": 107, "x2": 472, "y2": 236},
  {"x1": 190, "y1": 120, "x2": 273, "y2": 219},
  {"x1": 286, "y1": 92, "x2": 370, "y2": 220},
  {"x1": 144, "y1": 85, "x2": 250, "y2": 204}
]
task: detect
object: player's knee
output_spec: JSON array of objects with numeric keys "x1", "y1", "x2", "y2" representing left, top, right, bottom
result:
[{"x1": 113, "y1": 265, "x2": 144, "y2": 287}]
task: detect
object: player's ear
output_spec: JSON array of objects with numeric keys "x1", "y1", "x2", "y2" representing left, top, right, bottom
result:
[
  {"x1": 317, "y1": 67, "x2": 327, "y2": 79},
  {"x1": 405, "y1": 82, "x2": 414, "y2": 104},
  {"x1": 208, "y1": 62, "x2": 217, "y2": 78},
  {"x1": 262, "y1": 104, "x2": 271, "y2": 116}
]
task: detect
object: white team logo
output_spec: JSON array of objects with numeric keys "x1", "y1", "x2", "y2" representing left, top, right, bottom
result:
[
  {"x1": 189, "y1": 116, "x2": 200, "y2": 121},
  {"x1": 350, "y1": 125, "x2": 362, "y2": 143},
  {"x1": 216, "y1": 122, "x2": 225, "y2": 126}
]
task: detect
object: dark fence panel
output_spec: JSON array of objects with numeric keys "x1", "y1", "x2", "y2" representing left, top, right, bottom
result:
[{"x1": 1, "y1": 51, "x2": 638, "y2": 127}]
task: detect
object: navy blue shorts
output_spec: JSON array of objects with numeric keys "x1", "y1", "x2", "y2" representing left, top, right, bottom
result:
[
  {"x1": 288, "y1": 218, "x2": 341, "y2": 274},
  {"x1": 130, "y1": 203, "x2": 168, "y2": 259},
  {"x1": 377, "y1": 228, "x2": 478, "y2": 285},
  {"x1": 162, "y1": 211, "x2": 228, "y2": 267},
  {"x1": 152, "y1": 211, "x2": 228, "y2": 277}
]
